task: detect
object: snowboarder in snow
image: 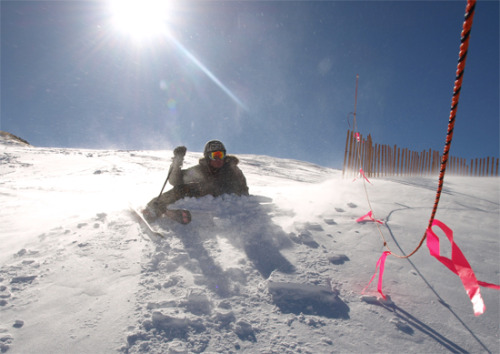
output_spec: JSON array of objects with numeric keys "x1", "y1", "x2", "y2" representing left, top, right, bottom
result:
[{"x1": 144, "y1": 140, "x2": 249, "y2": 223}]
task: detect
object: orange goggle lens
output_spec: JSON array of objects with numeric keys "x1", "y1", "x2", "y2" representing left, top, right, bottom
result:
[{"x1": 209, "y1": 151, "x2": 225, "y2": 160}]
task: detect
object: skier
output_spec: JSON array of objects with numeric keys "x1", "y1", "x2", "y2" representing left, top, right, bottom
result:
[{"x1": 143, "y1": 140, "x2": 249, "y2": 223}]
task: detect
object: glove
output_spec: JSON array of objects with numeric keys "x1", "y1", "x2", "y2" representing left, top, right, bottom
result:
[
  {"x1": 173, "y1": 146, "x2": 187, "y2": 158},
  {"x1": 172, "y1": 146, "x2": 187, "y2": 167}
]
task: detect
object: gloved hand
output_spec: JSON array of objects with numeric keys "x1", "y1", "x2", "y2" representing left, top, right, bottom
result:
[
  {"x1": 173, "y1": 146, "x2": 187, "y2": 158},
  {"x1": 172, "y1": 146, "x2": 187, "y2": 167}
]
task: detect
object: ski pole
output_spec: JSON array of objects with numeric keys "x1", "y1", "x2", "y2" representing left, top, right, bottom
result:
[
  {"x1": 157, "y1": 164, "x2": 173, "y2": 200},
  {"x1": 156, "y1": 146, "x2": 186, "y2": 200}
]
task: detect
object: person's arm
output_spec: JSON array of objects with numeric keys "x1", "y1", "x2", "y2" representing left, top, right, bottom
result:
[
  {"x1": 236, "y1": 168, "x2": 249, "y2": 196},
  {"x1": 229, "y1": 159, "x2": 249, "y2": 196},
  {"x1": 169, "y1": 146, "x2": 186, "y2": 186}
]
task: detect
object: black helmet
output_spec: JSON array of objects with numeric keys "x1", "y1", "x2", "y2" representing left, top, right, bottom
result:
[{"x1": 204, "y1": 140, "x2": 226, "y2": 159}]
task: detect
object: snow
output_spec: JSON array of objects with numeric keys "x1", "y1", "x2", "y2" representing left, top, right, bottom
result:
[{"x1": 1, "y1": 134, "x2": 499, "y2": 353}]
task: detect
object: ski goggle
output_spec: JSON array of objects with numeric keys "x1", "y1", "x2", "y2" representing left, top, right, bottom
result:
[{"x1": 208, "y1": 150, "x2": 225, "y2": 160}]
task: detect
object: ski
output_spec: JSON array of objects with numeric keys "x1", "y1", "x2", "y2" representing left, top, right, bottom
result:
[{"x1": 129, "y1": 204, "x2": 167, "y2": 239}]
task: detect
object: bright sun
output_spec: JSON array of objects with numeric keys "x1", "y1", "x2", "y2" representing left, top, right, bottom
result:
[{"x1": 109, "y1": 0, "x2": 170, "y2": 41}]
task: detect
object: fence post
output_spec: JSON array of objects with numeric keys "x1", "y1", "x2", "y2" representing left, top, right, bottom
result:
[
  {"x1": 348, "y1": 130, "x2": 355, "y2": 177},
  {"x1": 342, "y1": 130, "x2": 349, "y2": 177},
  {"x1": 366, "y1": 134, "x2": 373, "y2": 177},
  {"x1": 404, "y1": 148, "x2": 409, "y2": 175},
  {"x1": 392, "y1": 145, "x2": 396, "y2": 176},
  {"x1": 396, "y1": 148, "x2": 401, "y2": 176},
  {"x1": 377, "y1": 144, "x2": 381, "y2": 178}
]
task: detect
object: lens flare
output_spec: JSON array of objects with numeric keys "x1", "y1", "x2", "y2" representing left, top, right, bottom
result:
[
  {"x1": 161, "y1": 30, "x2": 248, "y2": 112},
  {"x1": 167, "y1": 98, "x2": 177, "y2": 110}
]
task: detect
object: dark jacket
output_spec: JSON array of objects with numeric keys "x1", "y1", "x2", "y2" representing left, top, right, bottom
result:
[{"x1": 169, "y1": 155, "x2": 249, "y2": 197}]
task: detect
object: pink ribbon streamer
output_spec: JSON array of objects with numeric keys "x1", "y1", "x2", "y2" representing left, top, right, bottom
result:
[
  {"x1": 352, "y1": 168, "x2": 372, "y2": 184},
  {"x1": 363, "y1": 220, "x2": 499, "y2": 315},
  {"x1": 426, "y1": 219, "x2": 500, "y2": 316},
  {"x1": 356, "y1": 210, "x2": 384, "y2": 224},
  {"x1": 362, "y1": 251, "x2": 391, "y2": 300}
]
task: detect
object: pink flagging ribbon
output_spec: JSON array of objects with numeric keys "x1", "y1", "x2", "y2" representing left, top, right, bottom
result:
[
  {"x1": 356, "y1": 210, "x2": 384, "y2": 224},
  {"x1": 352, "y1": 168, "x2": 372, "y2": 184},
  {"x1": 426, "y1": 219, "x2": 500, "y2": 316},
  {"x1": 355, "y1": 132, "x2": 361, "y2": 142},
  {"x1": 362, "y1": 251, "x2": 391, "y2": 300}
]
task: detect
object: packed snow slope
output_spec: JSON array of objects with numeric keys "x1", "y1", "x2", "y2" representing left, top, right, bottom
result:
[{"x1": 1, "y1": 136, "x2": 499, "y2": 353}]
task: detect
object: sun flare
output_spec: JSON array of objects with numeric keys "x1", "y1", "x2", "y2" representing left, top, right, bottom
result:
[{"x1": 109, "y1": 0, "x2": 170, "y2": 41}]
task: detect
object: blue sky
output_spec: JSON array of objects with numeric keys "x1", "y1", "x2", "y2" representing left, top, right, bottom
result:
[{"x1": 1, "y1": 1, "x2": 498, "y2": 168}]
